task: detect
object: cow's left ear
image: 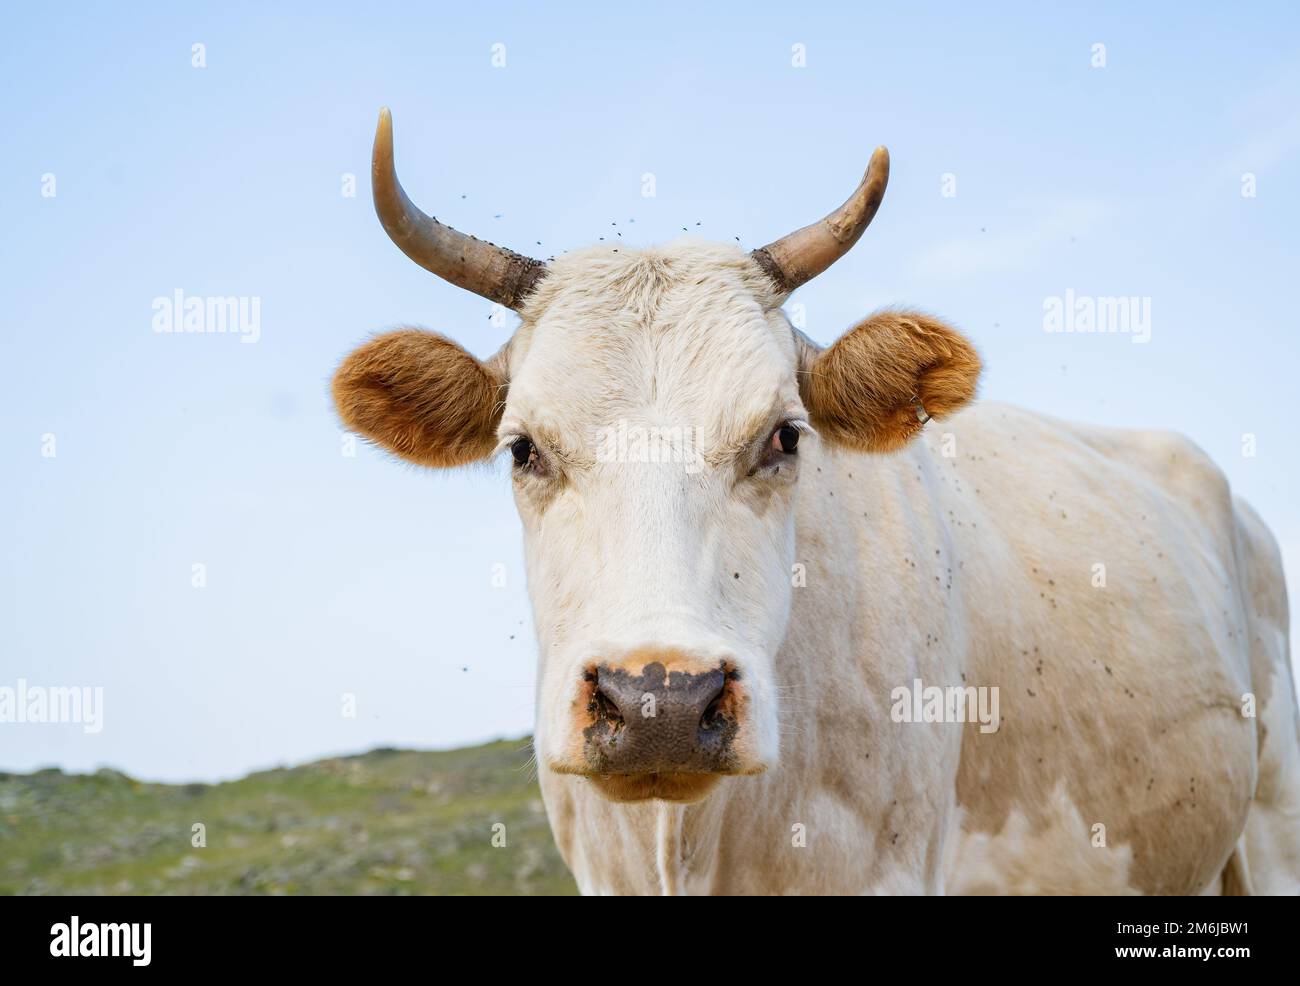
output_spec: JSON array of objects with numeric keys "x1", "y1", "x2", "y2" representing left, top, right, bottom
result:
[
  {"x1": 332, "y1": 329, "x2": 508, "y2": 468},
  {"x1": 799, "y1": 310, "x2": 981, "y2": 454}
]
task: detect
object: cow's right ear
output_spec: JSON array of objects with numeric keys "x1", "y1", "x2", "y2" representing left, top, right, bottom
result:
[
  {"x1": 332, "y1": 329, "x2": 507, "y2": 468},
  {"x1": 798, "y1": 310, "x2": 981, "y2": 454}
]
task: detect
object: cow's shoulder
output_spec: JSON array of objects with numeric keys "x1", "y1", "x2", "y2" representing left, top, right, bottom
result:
[{"x1": 930, "y1": 404, "x2": 1257, "y2": 895}]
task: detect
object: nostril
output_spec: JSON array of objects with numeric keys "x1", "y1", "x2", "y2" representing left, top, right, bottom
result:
[
  {"x1": 697, "y1": 677, "x2": 730, "y2": 733},
  {"x1": 699, "y1": 694, "x2": 723, "y2": 731},
  {"x1": 591, "y1": 685, "x2": 625, "y2": 731}
]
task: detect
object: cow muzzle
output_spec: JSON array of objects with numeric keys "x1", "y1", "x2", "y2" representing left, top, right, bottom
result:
[{"x1": 563, "y1": 655, "x2": 759, "y2": 803}]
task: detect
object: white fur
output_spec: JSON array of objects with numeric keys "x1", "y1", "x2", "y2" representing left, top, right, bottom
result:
[{"x1": 490, "y1": 240, "x2": 1300, "y2": 895}]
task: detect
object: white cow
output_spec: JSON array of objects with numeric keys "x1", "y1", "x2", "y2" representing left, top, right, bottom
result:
[{"x1": 334, "y1": 110, "x2": 1300, "y2": 894}]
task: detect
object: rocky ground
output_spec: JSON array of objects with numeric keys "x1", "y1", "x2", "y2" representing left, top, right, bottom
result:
[{"x1": 0, "y1": 739, "x2": 577, "y2": 895}]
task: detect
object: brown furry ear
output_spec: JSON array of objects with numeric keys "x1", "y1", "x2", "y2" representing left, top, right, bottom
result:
[
  {"x1": 332, "y1": 329, "x2": 506, "y2": 468},
  {"x1": 802, "y1": 310, "x2": 981, "y2": 453}
]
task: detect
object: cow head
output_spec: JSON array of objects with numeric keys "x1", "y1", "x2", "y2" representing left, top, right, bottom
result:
[{"x1": 334, "y1": 110, "x2": 981, "y2": 803}]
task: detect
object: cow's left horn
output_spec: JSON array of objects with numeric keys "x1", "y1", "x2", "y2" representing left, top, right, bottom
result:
[
  {"x1": 372, "y1": 108, "x2": 547, "y2": 310},
  {"x1": 750, "y1": 146, "x2": 890, "y2": 294}
]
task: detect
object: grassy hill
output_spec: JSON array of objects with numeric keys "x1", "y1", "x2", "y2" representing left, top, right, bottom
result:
[{"x1": 0, "y1": 738, "x2": 578, "y2": 895}]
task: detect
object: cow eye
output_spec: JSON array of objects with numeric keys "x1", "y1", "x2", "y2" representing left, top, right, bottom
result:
[
  {"x1": 750, "y1": 420, "x2": 806, "y2": 477},
  {"x1": 772, "y1": 424, "x2": 800, "y2": 454},
  {"x1": 510, "y1": 436, "x2": 538, "y2": 468}
]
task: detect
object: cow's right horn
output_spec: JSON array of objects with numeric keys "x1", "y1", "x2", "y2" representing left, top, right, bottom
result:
[
  {"x1": 750, "y1": 146, "x2": 890, "y2": 295},
  {"x1": 372, "y1": 108, "x2": 547, "y2": 311}
]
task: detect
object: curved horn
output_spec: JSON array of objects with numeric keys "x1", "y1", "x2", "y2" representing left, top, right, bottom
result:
[
  {"x1": 372, "y1": 108, "x2": 546, "y2": 310},
  {"x1": 750, "y1": 146, "x2": 890, "y2": 294}
]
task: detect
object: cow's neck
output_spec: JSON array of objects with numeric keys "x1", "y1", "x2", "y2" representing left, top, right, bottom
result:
[
  {"x1": 648, "y1": 439, "x2": 938, "y2": 893},
  {"x1": 553, "y1": 438, "x2": 951, "y2": 895},
  {"x1": 653, "y1": 803, "x2": 686, "y2": 894}
]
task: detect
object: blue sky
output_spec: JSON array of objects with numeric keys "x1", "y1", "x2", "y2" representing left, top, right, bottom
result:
[{"x1": 2, "y1": 2, "x2": 1297, "y2": 781}]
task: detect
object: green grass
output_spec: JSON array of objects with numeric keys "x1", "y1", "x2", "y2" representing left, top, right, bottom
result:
[{"x1": 0, "y1": 738, "x2": 578, "y2": 895}]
